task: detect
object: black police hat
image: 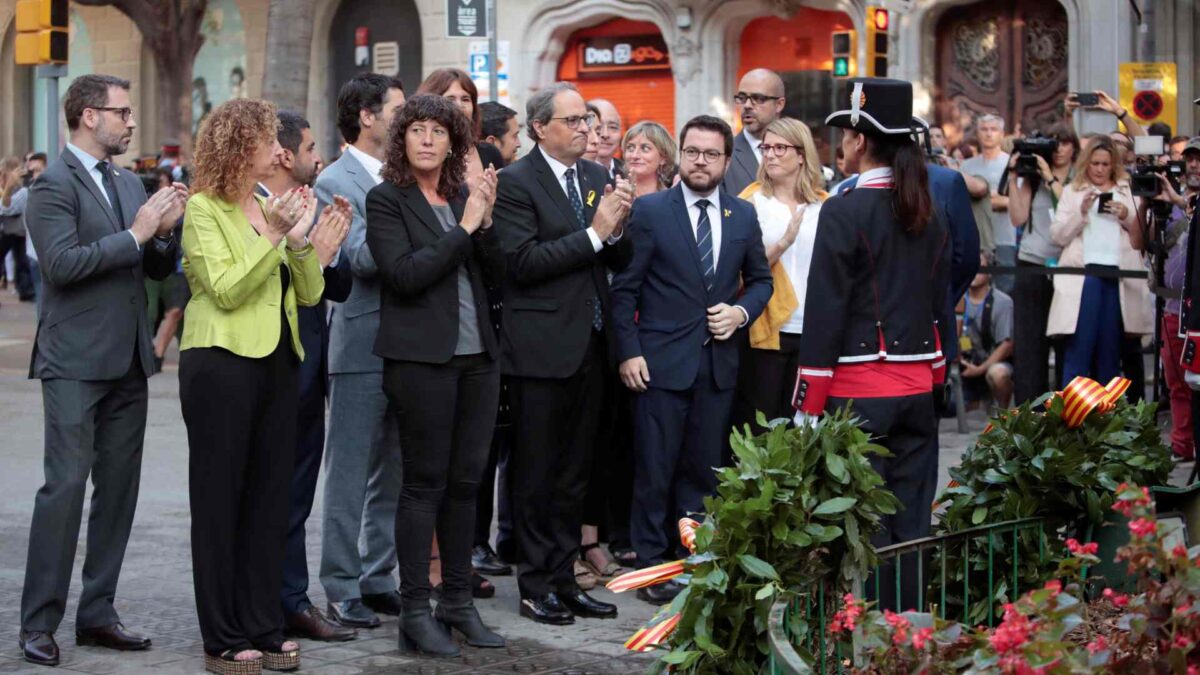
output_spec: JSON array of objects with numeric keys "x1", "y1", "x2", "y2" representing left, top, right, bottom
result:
[{"x1": 825, "y1": 77, "x2": 919, "y2": 136}]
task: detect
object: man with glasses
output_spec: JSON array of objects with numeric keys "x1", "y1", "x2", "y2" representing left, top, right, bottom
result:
[
  {"x1": 588, "y1": 98, "x2": 624, "y2": 179},
  {"x1": 613, "y1": 115, "x2": 772, "y2": 605},
  {"x1": 724, "y1": 68, "x2": 787, "y2": 195},
  {"x1": 19, "y1": 74, "x2": 187, "y2": 667},
  {"x1": 494, "y1": 82, "x2": 635, "y2": 625}
]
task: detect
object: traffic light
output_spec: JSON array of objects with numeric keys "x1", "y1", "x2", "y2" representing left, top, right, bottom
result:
[
  {"x1": 865, "y1": 6, "x2": 889, "y2": 77},
  {"x1": 15, "y1": 0, "x2": 69, "y2": 65},
  {"x1": 831, "y1": 30, "x2": 855, "y2": 79}
]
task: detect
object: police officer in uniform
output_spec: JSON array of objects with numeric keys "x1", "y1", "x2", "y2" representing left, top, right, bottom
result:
[{"x1": 793, "y1": 78, "x2": 950, "y2": 549}]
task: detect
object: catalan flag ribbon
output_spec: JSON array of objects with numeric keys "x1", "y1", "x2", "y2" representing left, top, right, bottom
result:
[{"x1": 608, "y1": 518, "x2": 703, "y2": 652}]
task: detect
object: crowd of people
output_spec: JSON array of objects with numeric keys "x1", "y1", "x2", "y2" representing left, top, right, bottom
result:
[{"x1": 8, "y1": 62, "x2": 1197, "y2": 675}]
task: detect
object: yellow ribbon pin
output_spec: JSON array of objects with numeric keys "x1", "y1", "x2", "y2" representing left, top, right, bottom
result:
[
  {"x1": 586, "y1": 190, "x2": 596, "y2": 207},
  {"x1": 724, "y1": 208, "x2": 731, "y2": 217}
]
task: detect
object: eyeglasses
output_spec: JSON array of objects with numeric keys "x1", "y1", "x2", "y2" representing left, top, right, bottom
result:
[
  {"x1": 759, "y1": 143, "x2": 800, "y2": 157},
  {"x1": 550, "y1": 114, "x2": 598, "y2": 130},
  {"x1": 88, "y1": 106, "x2": 134, "y2": 122},
  {"x1": 681, "y1": 147, "x2": 724, "y2": 163},
  {"x1": 733, "y1": 93, "x2": 782, "y2": 106}
]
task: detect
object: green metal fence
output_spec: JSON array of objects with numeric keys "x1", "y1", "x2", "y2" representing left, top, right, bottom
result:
[{"x1": 767, "y1": 518, "x2": 1048, "y2": 675}]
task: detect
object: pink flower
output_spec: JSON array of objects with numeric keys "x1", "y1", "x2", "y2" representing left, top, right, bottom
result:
[
  {"x1": 1173, "y1": 635, "x2": 1193, "y2": 651},
  {"x1": 829, "y1": 594, "x2": 864, "y2": 634},
  {"x1": 911, "y1": 626, "x2": 934, "y2": 650},
  {"x1": 1066, "y1": 538, "x2": 1099, "y2": 556},
  {"x1": 883, "y1": 610, "x2": 911, "y2": 645},
  {"x1": 1043, "y1": 579, "x2": 1062, "y2": 596},
  {"x1": 1086, "y1": 635, "x2": 1108, "y2": 654},
  {"x1": 1128, "y1": 518, "x2": 1157, "y2": 539},
  {"x1": 990, "y1": 604, "x2": 1034, "y2": 655},
  {"x1": 1103, "y1": 588, "x2": 1129, "y2": 608}
]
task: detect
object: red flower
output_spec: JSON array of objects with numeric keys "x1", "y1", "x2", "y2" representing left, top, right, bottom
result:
[
  {"x1": 912, "y1": 626, "x2": 934, "y2": 650},
  {"x1": 883, "y1": 610, "x2": 911, "y2": 645},
  {"x1": 1173, "y1": 544, "x2": 1189, "y2": 558},
  {"x1": 1043, "y1": 579, "x2": 1062, "y2": 596},
  {"x1": 1128, "y1": 518, "x2": 1157, "y2": 539},
  {"x1": 1086, "y1": 635, "x2": 1108, "y2": 654},
  {"x1": 1173, "y1": 635, "x2": 1193, "y2": 651},
  {"x1": 990, "y1": 604, "x2": 1034, "y2": 655},
  {"x1": 1065, "y1": 538, "x2": 1099, "y2": 556},
  {"x1": 1103, "y1": 588, "x2": 1129, "y2": 608}
]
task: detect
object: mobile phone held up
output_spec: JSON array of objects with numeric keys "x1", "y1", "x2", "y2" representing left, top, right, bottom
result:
[
  {"x1": 1096, "y1": 192, "x2": 1114, "y2": 214},
  {"x1": 1071, "y1": 92, "x2": 1100, "y2": 107}
]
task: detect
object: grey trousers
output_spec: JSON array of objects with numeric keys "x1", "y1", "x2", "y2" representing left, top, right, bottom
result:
[
  {"x1": 21, "y1": 360, "x2": 147, "y2": 632},
  {"x1": 319, "y1": 371, "x2": 402, "y2": 602}
]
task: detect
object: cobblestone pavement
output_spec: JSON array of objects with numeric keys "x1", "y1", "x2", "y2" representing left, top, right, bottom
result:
[{"x1": 0, "y1": 295, "x2": 1191, "y2": 674}]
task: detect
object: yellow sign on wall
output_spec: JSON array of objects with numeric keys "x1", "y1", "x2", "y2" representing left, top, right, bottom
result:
[{"x1": 1118, "y1": 62, "x2": 1177, "y2": 135}]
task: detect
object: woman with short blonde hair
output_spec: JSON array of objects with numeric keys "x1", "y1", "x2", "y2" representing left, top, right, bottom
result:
[
  {"x1": 622, "y1": 121, "x2": 677, "y2": 196},
  {"x1": 733, "y1": 117, "x2": 827, "y2": 431}
]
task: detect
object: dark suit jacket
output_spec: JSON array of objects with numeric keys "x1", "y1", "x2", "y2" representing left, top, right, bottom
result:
[
  {"x1": 721, "y1": 132, "x2": 759, "y2": 197},
  {"x1": 611, "y1": 185, "x2": 773, "y2": 391},
  {"x1": 494, "y1": 147, "x2": 634, "y2": 378},
  {"x1": 837, "y1": 164, "x2": 980, "y2": 361},
  {"x1": 26, "y1": 148, "x2": 178, "y2": 380},
  {"x1": 366, "y1": 181, "x2": 505, "y2": 364}
]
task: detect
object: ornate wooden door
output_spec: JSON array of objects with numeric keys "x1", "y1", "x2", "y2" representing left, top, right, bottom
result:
[{"x1": 934, "y1": 0, "x2": 1068, "y2": 143}]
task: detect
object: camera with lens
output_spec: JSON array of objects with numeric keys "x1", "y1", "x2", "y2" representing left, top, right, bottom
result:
[
  {"x1": 1012, "y1": 135, "x2": 1058, "y2": 177},
  {"x1": 1130, "y1": 162, "x2": 1184, "y2": 198}
]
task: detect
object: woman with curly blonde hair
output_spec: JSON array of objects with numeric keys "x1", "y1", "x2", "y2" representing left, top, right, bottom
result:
[{"x1": 180, "y1": 98, "x2": 349, "y2": 675}]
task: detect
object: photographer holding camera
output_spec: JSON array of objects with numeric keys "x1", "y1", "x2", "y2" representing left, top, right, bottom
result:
[
  {"x1": 1140, "y1": 138, "x2": 1200, "y2": 460},
  {"x1": 1006, "y1": 125, "x2": 1079, "y2": 403}
]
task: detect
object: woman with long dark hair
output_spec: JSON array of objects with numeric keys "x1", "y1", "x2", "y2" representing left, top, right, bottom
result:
[
  {"x1": 793, "y1": 79, "x2": 949, "y2": 551},
  {"x1": 365, "y1": 94, "x2": 506, "y2": 656}
]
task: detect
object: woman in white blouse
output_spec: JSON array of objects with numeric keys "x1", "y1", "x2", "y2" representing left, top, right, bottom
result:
[
  {"x1": 1047, "y1": 135, "x2": 1148, "y2": 385},
  {"x1": 733, "y1": 117, "x2": 827, "y2": 429}
]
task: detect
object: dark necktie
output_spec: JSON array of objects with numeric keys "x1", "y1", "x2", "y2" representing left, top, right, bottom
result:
[
  {"x1": 564, "y1": 167, "x2": 603, "y2": 331},
  {"x1": 96, "y1": 161, "x2": 125, "y2": 228},
  {"x1": 695, "y1": 199, "x2": 715, "y2": 292}
]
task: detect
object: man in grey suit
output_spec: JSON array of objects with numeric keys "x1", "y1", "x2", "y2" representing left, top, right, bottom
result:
[
  {"x1": 316, "y1": 73, "x2": 407, "y2": 629},
  {"x1": 722, "y1": 68, "x2": 787, "y2": 197},
  {"x1": 19, "y1": 74, "x2": 186, "y2": 667}
]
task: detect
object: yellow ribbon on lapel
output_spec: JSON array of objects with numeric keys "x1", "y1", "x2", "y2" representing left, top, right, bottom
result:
[
  {"x1": 610, "y1": 518, "x2": 703, "y2": 652},
  {"x1": 586, "y1": 189, "x2": 596, "y2": 207},
  {"x1": 724, "y1": 208, "x2": 732, "y2": 218}
]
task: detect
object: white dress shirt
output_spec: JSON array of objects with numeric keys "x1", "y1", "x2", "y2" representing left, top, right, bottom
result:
[
  {"x1": 538, "y1": 145, "x2": 608, "y2": 253},
  {"x1": 753, "y1": 192, "x2": 821, "y2": 333},
  {"x1": 743, "y1": 129, "x2": 763, "y2": 165},
  {"x1": 345, "y1": 144, "x2": 384, "y2": 185},
  {"x1": 680, "y1": 181, "x2": 723, "y2": 270},
  {"x1": 66, "y1": 142, "x2": 154, "y2": 251}
]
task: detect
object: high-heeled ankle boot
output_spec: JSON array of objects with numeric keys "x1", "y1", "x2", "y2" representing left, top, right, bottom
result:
[
  {"x1": 399, "y1": 603, "x2": 460, "y2": 657},
  {"x1": 435, "y1": 602, "x2": 505, "y2": 648}
]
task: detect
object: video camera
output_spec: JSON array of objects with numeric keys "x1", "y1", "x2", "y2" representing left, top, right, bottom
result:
[
  {"x1": 1129, "y1": 136, "x2": 1184, "y2": 198},
  {"x1": 1012, "y1": 135, "x2": 1058, "y2": 177}
]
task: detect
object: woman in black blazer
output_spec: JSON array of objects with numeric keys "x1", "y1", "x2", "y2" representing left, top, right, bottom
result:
[{"x1": 365, "y1": 95, "x2": 505, "y2": 657}]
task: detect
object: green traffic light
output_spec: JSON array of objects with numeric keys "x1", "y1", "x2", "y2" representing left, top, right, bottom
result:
[{"x1": 833, "y1": 57, "x2": 850, "y2": 77}]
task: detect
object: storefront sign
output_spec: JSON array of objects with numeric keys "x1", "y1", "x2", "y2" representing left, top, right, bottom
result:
[
  {"x1": 1119, "y1": 62, "x2": 1177, "y2": 136},
  {"x1": 447, "y1": 0, "x2": 487, "y2": 38},
  {"x1": 577, "y1": 35, "x2": 670, "y2": 75}
]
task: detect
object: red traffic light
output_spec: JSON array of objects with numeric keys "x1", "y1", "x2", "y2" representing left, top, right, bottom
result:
[{"x1": 872, "y1": 8, "x2": 889, "y2": 31}]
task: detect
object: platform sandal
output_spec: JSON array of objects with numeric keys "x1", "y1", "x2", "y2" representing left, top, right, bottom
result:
[
  {"x1": 204, "y1": 649, "x2": 263, "y2": 675},
  {"x1": 257, "y1": 640, "x2": 300, "y2": 672}
]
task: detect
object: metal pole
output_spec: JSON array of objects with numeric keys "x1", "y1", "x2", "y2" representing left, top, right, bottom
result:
[
  {"x1": 37, "y1": 64, "x2": 67, "y2": 154},
  {"x1": 487, "y1": 0, "x2": 498, "y2": 103}
]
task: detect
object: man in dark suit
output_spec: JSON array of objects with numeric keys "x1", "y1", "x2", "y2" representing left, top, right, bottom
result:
[
  {"x1": 722, "y1": 69, "x2": 787, "y2": 196},
  {"x1": 19, "y1": 74, "x2": 186, "y2": 667},
  {"x1": 257, "y1": 110, "x2": 356, "y2": 642},
  {"x1": 612, "y1": 116, "x2": 773, "y2": 605},
  {"x1": 494, "y1": 81, "x2": 635, "y2": 625},
  {"x1": 589, "y1": 98, "x2": 625, "y2": 179}
]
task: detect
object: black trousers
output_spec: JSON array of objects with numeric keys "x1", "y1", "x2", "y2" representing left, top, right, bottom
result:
[
  {"x1": 181, "y1": 340, "x2": 297, "y2": 655},
  {"x1": 631, "y1": 346, "x2": 734, "y2": 567},
  {"x1": 582, "y1": 374, "x2": 634, "y2": 549},
  {"x1": 829, "y1": 394, "x2": 937, "y2": 547},
  {"x1": 384, "y1": 354, "x2": 499, "y2": 605},
  {"x1": 735, "y1": 333, "x2": 803, "y2": 434},
  {"x1": 1012, "y1": 264, "x2": 1056, "y2": 404},
  {"x1": 509, "y1": 333, "x2": 606, "y2": 598},
  {"x1": 21, "y1": 353, "x2": 147, "y2": 632},
  {"x1": 0, "y1": 233, "x2": 34, "y2": 299},
  {"x1": 474, "y1": 378, "x2": 514, "y2": 557}
]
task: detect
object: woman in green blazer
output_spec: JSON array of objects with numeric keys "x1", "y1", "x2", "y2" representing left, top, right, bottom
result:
[{"x1": 178, "y1": 98, "x2": 349, "y2": 675}]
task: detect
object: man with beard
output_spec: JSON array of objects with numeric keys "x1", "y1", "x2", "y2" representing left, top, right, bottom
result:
[
  {"x1": 19, "y1": 74, "x2": 187, "y2": 666},
  {"x1": 257, "y1": 110, "x2": 356, "y2": 641},
  {"x1": 723, "y1": 69, "x2": 787, "y2": 196},
  {"x1": 493, "y1": 82, "x2": 635, "y2": 624},
  {"x1": 612, "y1": 115, "x2": 773, "y2": 605}
]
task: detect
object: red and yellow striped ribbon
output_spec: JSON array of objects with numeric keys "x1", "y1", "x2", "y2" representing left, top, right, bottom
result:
[
  {"x1": 607, "y1": 559, "x2": 685, "y2": 593},
  {"x1": 625, "y1": 609, "x2": 682, "y2": 652},
  {"x1": 615, "y1": 518, "x2": 706, "y2": 652},
  {"x1": 679, "y1": 517, "x2": 700, "y2": 554}
]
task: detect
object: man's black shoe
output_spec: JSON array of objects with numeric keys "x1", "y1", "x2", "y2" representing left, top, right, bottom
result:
[
  {"x1": 471, "y1": 544, "x2": 512, "y2": 576},
  {"x1": 75, "y1": 623, "x2": 151, "y2": 651},
  {"x1": 559, "y1": 588, "x2": 618, "y2": 618},
  {"x1": 637, "y1": 580, "x2": 683, "y2": 605},
  {"x1": 20, "y1": 630, "x2": 59, "y2": 666},
  {"x1": 328, "y1": 599, "x2": 381, "y2": 628},
  {"x1": 362, "y1": 590, "x2": 402, "y2": 616},
  {"x1": 519, "y1": 593, "x2": 575, "y2": 625}
]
